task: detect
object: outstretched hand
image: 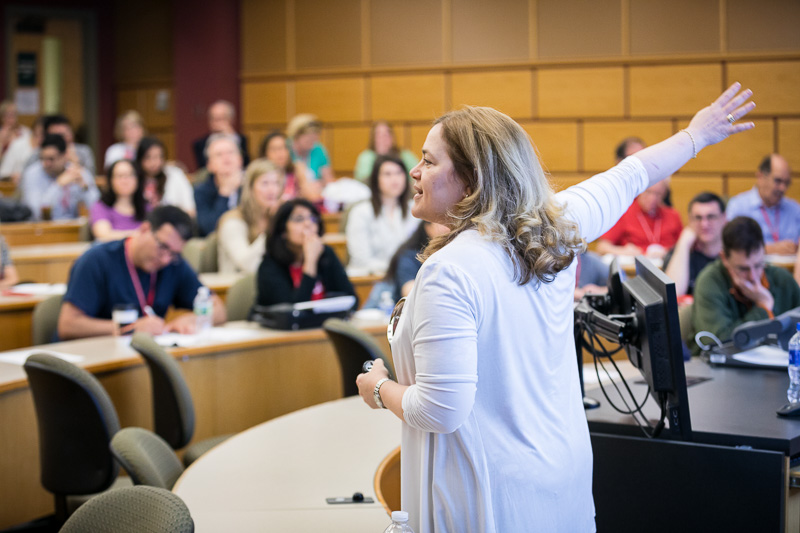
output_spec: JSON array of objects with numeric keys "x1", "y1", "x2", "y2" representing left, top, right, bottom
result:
[{"x1": 686, "y1": 82, "x2": 756, "y2": 151}]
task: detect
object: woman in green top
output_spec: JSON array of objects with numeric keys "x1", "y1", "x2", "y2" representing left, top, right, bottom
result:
[{"x1": 353, "y1": 121, "x2": 419, "y2": 182}]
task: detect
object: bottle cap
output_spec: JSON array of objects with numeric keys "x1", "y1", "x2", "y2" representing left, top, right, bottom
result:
[{"x1": 392, "y1": 511, "x2": 409, "y2": 523}]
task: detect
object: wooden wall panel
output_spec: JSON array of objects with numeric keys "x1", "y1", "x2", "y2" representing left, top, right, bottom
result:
[
  {"x1": 778, "y1": 119, "x2": 800, "y2": 174},
  {"x1": 331, "y1": 126, "x2": 371, "y2": 175},
  {"x1": 537, "y1": 0, "x2": 621, "y2": 59},
  {"x1": 294, "y1": 0, "x2": 362, "y2": 69},
  {"x1": 451, "y1": 0, "x2": 529, "y2": 63},
  {"x1": 145, "y1": 89, "x2": 174, "y2": 128},
  {"x1": 727, "y1": 177, "x2": 757, "y2": 199},
  {"x1": 451, "y1": 70, "x2": 533, "y2": 118},
  {"x1": 549, "y1": 174, "x2": 589, "y2": 192},
  {"x1": 371, "y1": 75, "x2": 445, "y2": 121},
  {"x1": 630, "y1": 0, "x2": 719, "y2": 55},
  {"x1": 409, "y1": 124, "x2": 433, "y2": 158},
  {"x1": 521, "y1": 122, "x2": 579, "y2": 172},
  {"x1": 538, "y1": 67, "x2": 624, "y2": 118},
  {"x1": 726, "y1": 61, "x2": 800, "y2": 115},
  {"x1": 242, "y1": 82, "x2": 289, "y2": 125},
  {"x1": 727, "y1": 0, "x2": 800, "y2": 52},
  {"x1": 670, "y1": 176, "x2": 725, "y2": 225},
  {"x1": 241, "y1": 0, "x2": 287, "y2": 74},
  {"x1": 629, "y1": 64, "x2": 722, "y2": 117},
  {"x1": 113, "y1": 0, "x2": 172, "y2": 83},
  {"x1": 370, "y1": 0, "x2": 443, "y2": 66},
  {"x1": 153, "y1": 132, "x2": 176, "y2": 164},
  {"x1": 681, "y1": 120, "x2": 774, "y2": 173},
  {"x1": 295, "y1": 78, "x2": 364, "y2": 122},
  {"x1": 583, "y1": 120, "x2": 673, "y2": 171},
  {"x1": 116, "y1": 90, "x2": 145, "y2": 115}
]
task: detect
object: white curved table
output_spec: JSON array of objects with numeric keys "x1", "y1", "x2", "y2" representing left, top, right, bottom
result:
[{"x1": 173, "y1": 396, "x2": 401, "y2": 532}]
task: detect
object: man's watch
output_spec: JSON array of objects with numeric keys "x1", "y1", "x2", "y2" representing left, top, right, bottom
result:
[{"x1": 374, "y1": 378, "x2": 391, "y2": 409}]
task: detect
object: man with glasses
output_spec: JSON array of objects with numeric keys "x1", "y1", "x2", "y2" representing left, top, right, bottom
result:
[
  {"x1": 664, "y1": 192, "x2": 726, "y2": 298},
  {"x1": 58, "y1": 205, "x2": 226, "y2": 340}
]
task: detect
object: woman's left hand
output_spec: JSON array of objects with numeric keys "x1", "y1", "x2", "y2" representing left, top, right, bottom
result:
[
  {"x1": 356, "y1": 358, "x2": 390, "y2": 409},
  {"x1": 685, "y1": 82, "x2": 756, "y2": 151}
]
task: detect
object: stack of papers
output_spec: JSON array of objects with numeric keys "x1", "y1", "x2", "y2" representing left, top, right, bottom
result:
[{"x1": 731, "y1": 345, "x2": 789, "y2": 367}]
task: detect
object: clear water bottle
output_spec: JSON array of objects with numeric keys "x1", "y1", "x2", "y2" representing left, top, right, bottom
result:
[
  {"x1": 193, "y1": 286, "x2": 213, "y2": 333},
  {"x1": 788, "y1": 323, "x2": 800, "y2": 404},
  {"x1": 379, "y1": 290, "x2": 395, "y2": 318},
  {"x1": 383, "y1": 510, "x2": 415, "y2": 533}
]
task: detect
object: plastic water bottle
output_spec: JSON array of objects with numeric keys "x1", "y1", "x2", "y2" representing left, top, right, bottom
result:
[
  {"x1": 788, "y1": 323, "x2": 800, "y2": 404},
  {"x1": 193, "y1": 286, "x2": 213, "y2": 333},
  {"x1": 379, "y1": 290, "x2": 395, "y2": 318},
  {"x1": 383, "y1": 510, "x2": 415, "y2": 533}
]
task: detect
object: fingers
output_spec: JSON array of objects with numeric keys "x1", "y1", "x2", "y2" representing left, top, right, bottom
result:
[
  {"x1": 724, "y1": 88, "x2": 754, "y2": 114},
  {"x1": 713, "y1": 82, "x2": 742, "y2": 108}
]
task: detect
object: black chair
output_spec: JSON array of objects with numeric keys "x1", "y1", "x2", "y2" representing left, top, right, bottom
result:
[
  {"x1": 23, "y1": 353, "x2": 121, "y2": 524},
  {"x1": 130, "y1": 332, "x2": 231, "y2": 466},
  {"x1": 59, "y1": 485, "x2": 194, "y2": 533},
  {"x1": 110, "y1": 427, "x2": 184, "y2": 490},
  {"x1": 322, "y1": 318, "x2": 395, "y2": 397}
]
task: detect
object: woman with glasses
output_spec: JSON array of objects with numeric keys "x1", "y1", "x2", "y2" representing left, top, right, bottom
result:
[
  {"x1": 255, "y1": 198, "x2": 356, "y2": 307},
  {"x1": 356, "y1": 83, "x2": 756, "y2": 532},
  {"x1": 90, "y1": 159, "x2": 148, "y2": 242}
]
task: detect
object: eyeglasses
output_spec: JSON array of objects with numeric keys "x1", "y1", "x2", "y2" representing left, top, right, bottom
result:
[
  {"x1": 152, "y1": 232, "x2": 182, "y2": 263},
  {"x1": 387, "y1": 297, "x2": 407, "y2": 343},
  {"x1": 288, "y1": 214, "x2": 319, "y2": 224}
]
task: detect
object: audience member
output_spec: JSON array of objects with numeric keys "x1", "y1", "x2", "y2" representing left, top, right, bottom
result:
[
  {"x1": 90, "y1": 159, "x2": 148, "y2": 242},
  {"x1": 256, "y1": 199, "x2": 355, "y2": 306},
  {"x1": 192, "y1": 100, "x2": 249, "y2": 170},
  {"x1": 136, "y1": 137, "x2": 196, "y2": 217},
  {"x1": 691, "y1": 216, "x2": 800, "y2": 352},
  {"x1": 573, "y1": 252, "x2": 610, "y2": 301},
  {"x1": 353, "y1": 121, "x2": 418, "y2": 182},
  {"x1": 595, "y1": 179, "x2": 682, "y2": 259},
  {"x1": 0, "y1": 101, "x2": 30, "y2": 160},
  {"x1": 0, "y1": 116, "x2": 43, "y2": 184},
  {"x1": 58, "y1": 205, "x2": 226, "y2": 340},
  {"x1": 20, "y1": 134, "x2": 98, "y2": 220},
  {"x1": 286, "y1": 114, "x2": 334, "y2": 186},
  {"x1": 104, "y1": 110, "x2": 145, "y2": 169},
  {"x1": 664, "y1": 192, "x2": 726, "y2": 297},
  {"x1": 194, "y1": 134, "x2": 243, "y2": 237},
  {"x1": 0, "y1": 234, "x2": 19, "y2": 290},
  {"x1": 726, "y1": 154, "x2": 800, "y2": 254},
  {"x1": 217, "y1": 159, "x2": 285, "y2": 274},
  {"x1": 614, "y1": 136, "x2": 646, "y2": 163},
  {"x1": 345, "y1": 155, "x2": 418, "y2": 274},
  {"x1": 258, "y1": 130, "x2": 316, "y2": 201},
  {"x1": 28, "y1": 114, "x2": 96, "y2": 175}
]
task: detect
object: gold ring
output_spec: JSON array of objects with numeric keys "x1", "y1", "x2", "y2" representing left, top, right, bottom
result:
[{"x1": 727, "y1": 113, "x2": 736, "y2": 125}]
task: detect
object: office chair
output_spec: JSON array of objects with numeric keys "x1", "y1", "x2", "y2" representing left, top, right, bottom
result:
[
  {"x1": 23, "y1": 353, "x2": 122, "y2": 524},
  {"x1": 199, "y1": 231, "x2": 219, "y2": 273},
  {"x1": 226, "y1": 272, "x2": 256, "y2": 321},
  {"x1": 31, "y1": 294, "x2": 63, "y2": 345},
  {"x1": 111, "y1": 427, "x2": 184, "y2": 490},
  {"x1": 130, "y1": 332, "x2": 231, "y2": 466},
  {"x1": 322, "y1": 318, "x2": 395, "y2": 397},
  {"x1": 59, "y1": 485, "x2": 194, "y2": 533}
]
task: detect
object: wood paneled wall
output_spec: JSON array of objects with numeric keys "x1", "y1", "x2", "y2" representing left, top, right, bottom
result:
[{"x1": 240, "y1": 0, "x2": 800, "y2": 223}]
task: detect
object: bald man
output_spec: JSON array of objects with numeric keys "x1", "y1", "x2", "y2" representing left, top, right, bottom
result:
[{"x1": 192, "y1": 100, "x2": 249, "y2": 169}]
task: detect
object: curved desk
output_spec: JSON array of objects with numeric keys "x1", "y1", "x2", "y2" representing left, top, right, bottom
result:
[{"x1": 174, "y1": 396, "x2": 401, "y2": 532}]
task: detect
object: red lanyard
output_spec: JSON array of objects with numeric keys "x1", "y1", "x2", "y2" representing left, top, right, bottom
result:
[
  {"x1": 636, "y1": 213, "x2": 662, "y2": 245},
  {"x1": 759, "y1": 206, "x2": 780, "y2": 243},
  {"x1": 124, "y1": 238, "x2": 157, "y2": 314}
]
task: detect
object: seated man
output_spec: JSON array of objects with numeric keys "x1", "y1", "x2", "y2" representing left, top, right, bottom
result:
[
  {"x1": 194, "y1": 134, "x2": 243, "y2": 237},
  {"x1": 20, "y1": 134, "x2": 99, "y2": 220},
  {"x1": 192, "y1": 100, "x2": 249, "y2": 170},
  {"x1": 664, "y1": 192, "x2": 726, "y2": 298},
  {"x1": 21, "y1": 114, "x2": 96, "y2": 175},
  {"x1": 726, "y1": 154, "x2": 800, "y2": 254},
  {"x1": 691, "y1": 216, "x2": 800, "y2": 353},
  {"x1": 57, "y1": 205, "x2": 226, "y2": 340}
]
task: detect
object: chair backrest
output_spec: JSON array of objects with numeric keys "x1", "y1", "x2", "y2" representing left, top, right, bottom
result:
[
  {"x1": 110, "y1": 427, "x2": 184, "y2": 490},
  {"x1": 130, "y1": 332, "x2": 195, "y2": 450},
  {"x1": 226, "y1": 272, "x2": 256, "y2": 322},
  {"x1": 32, "y1": 294, "x2": 64, "y2": 345},
  {"x1": 59, "y1": 485, "x2": 194, "y2": 533},
  {"x1": 181, "y1": 238, "x2": 206, "y2": 273},
  {"x1": 322, "y1": 318, "x2": 395, "y2": 397},
  {"x1": 198, "y1": 232, "x2": 219, "y2": 273},
  {"x1": 23, "y1": 353, "x2": 120, "y2": 496}
]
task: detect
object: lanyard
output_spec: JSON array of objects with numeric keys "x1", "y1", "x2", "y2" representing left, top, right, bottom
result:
[
  {"x1": 636, "y1": 213, "x2": 662, "y2": 245},
  {"x1": 759, "y1": 205, "x2": 780, "y2": 243},
  {"x1": 124, "y1": 238, "x2": 157, "y2": 315}
]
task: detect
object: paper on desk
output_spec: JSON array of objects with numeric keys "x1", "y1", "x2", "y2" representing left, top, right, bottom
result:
[
  {"x1": 732, "y1": 345, "x2": 789, "y2": 367},
  {"x1": 9, "y1": 283, "x2": 67, "y2": 296},
  {"x1": 0, "y1": 349, "x2": 83, "y2": 366},
  {"x1": 294, "y1": 295, "x2": 357, "y2": 313},
  {"x1": 154, "y1": 327, "x2": 263, "y2": 348}
]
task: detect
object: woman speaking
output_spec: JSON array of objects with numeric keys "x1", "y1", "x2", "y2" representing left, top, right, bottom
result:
[{"x1": 357, "y1": 83, "x2": 755, "y2": 532}]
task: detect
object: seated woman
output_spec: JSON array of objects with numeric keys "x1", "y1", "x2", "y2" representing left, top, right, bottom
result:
[
  {"x1": 136, "y1": 137, "x2": 196, "y2": 218},
  {"x1": 0, "y1": 234, "x2": 19, "y2": 290},
  {"x1": 217, "y1": 159, "x2": 285, "y2": 274},
  {"x1": 256, "y1": 198, "x2": 356, "y2": 306},
  {"x1": 345, "y1": 155, "x2": 418, "y2": 274},
  {"x1": 353, "y1": 121, "x2": 418, "y2": 182},
  {"x1": 90, "y1": 159, "x2": 148, "y2": 242},
  {"x1": 258, "y1": 131, "x2": 316, "y2": 202},
  {"x1": 104, "y1": 110, "x2": 145, "y2": 169}
]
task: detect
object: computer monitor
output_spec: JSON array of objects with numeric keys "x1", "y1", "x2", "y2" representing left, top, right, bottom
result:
[{"x1": 606, "y1": 257, "x2": 627, "y2": 316}]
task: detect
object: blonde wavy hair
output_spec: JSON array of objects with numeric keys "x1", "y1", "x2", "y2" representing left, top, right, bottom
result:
[
  {"x1": 221, "y1": 159, "x2": 285, "y2": 242},
  {"x1": 421, "y1": 106, "x2": 585, "y2": 285}
]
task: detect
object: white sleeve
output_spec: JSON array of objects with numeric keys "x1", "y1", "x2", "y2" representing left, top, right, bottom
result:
[
  {"x1": 164, "y1": 166, "x2": 197, "y2": 214},
  {"x1": 401, "y1": 260, "x2": 479, "y2": 434},
  {"x1": 555, "y1": 156, "x2": 649, "y2": 243},
  {"x1": 218, "y1": 217, "x2": 265, "y2": 273},
  {"x1": 344, "y1": 202, "x2": 375, "y2": 270}
]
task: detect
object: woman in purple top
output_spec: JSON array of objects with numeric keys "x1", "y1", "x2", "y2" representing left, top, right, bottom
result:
[{"x1": 90, "y1": 159, "x2": 148, "y2": 241}]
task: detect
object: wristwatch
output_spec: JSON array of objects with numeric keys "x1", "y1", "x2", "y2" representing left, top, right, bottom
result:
[{"x1": 374, "y1": 378, "x2": 391, "y2": 409}]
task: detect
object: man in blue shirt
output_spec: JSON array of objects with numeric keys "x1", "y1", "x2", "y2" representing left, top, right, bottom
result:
[
  {"x1": 194, "y1": 134, "x2": 243, "y2": 237},
  {"x1": 57, "y1": 206, "x2": 227, "y2": 340},
  {"x1": 726, "y1": 154, "x2": 800, "y2": 255}
]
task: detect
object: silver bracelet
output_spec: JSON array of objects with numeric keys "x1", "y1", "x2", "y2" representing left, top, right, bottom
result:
[
  {"x1": 680, "y1": 129, "x2": 697, "y2": 159},
  {"x1": 374, "y1": 378, "x2": 390, "y2": 409}
]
